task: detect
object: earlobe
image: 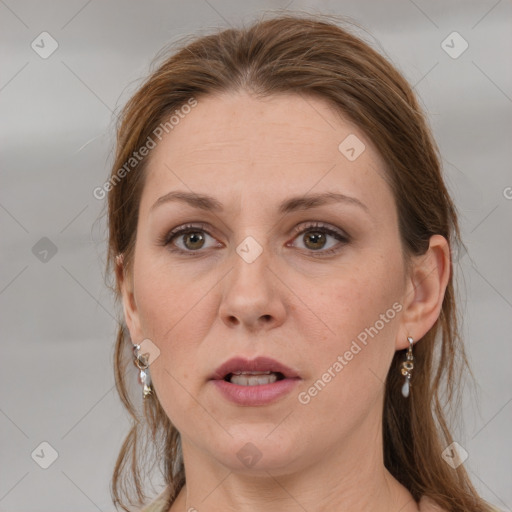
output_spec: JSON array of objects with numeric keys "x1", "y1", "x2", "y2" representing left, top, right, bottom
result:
[
  {"x1": 396, "y1": 234, "x2": 451, "y2": 350},
  {"x1": 116, "y1": 254, "x2": 143, "y2": 342}
]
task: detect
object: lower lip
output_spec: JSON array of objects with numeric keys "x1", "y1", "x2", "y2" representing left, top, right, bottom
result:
[{"x1": 211, "y1": 378, "x2": 300, "y2": 406}]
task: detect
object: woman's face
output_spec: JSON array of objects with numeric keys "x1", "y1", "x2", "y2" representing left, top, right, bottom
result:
[{"x1": 122, "y1": 91, "x2": 413, "y2": 474}]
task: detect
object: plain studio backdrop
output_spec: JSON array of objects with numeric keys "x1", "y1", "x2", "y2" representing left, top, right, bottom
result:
[{"x1": 1, "y1": 1, "x2": 511, "y2": 511}]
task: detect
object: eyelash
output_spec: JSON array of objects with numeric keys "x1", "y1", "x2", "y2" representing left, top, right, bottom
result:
[{"x1": 160, "y1": 222, "x2": 350, "y2": 257}]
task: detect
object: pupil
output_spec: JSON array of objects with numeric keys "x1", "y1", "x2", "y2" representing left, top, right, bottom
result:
[{"x1": 305, "y1": 231, "x2": 325, "y2": 250}]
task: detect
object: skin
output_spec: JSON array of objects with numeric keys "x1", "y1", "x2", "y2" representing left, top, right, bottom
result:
[{"x1": 118, "y1": 91, "x2": 450, "y2": 512}]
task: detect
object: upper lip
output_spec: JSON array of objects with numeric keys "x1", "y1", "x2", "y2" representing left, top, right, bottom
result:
[{"x1": 210, "y1": 356, "x2": 301, "y2": 381}]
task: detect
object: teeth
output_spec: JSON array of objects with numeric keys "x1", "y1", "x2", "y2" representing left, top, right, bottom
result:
[
  {"x1": 230, "y1": 372, "x2": 279, "y2": 386},
  {"x1": 232, "y1": 370, "x2": 272, "y2": 375}
]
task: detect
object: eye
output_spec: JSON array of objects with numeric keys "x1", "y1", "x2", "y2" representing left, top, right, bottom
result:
[
  {"x1": 288, "y1": 222, "x2": 349, "y2": 256},
  {"x1": 162, "y1": 223, "x2": 222, "y2": 254},
  {"x1": 160, "y1": 221, "x2": 349, "y2": 256}
]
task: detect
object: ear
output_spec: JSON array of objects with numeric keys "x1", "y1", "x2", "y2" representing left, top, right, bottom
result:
[
  {"x1": 116, "y1": 254, "x2": 143, "y2": 342},
  {"x1": 396, "y1": 234, "x2": 451, "y2": 350}
]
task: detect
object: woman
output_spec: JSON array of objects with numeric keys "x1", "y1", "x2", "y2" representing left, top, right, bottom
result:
[{"x1": 106, "y1": 13, "x2": 497, "y2": 512}]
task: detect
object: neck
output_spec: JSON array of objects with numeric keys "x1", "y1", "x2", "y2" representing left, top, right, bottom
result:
[{"x1": 172, "y1": 413, "x2": 419, "y2": 512}]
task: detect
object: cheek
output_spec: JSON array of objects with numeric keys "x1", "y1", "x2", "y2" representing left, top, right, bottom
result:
[
  {"x1": 131, "y1": 251, "x2": 215, "y2": 393},
  {"x1": 133, "y1": 249, "x2": 200, "y2": 338},
  {"x1": 306, "y1": 253, "x2": 404, "y2": 383},
  {"x1": 323, "y1": 253, "x2": 403, "y2": 332},
  {"x1": 293, "y1": 274, "x2": 402, "y2": 436}
]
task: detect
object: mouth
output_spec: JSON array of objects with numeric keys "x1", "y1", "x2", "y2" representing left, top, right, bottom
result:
[
  {"x1": 210, "y1": 356, "x2": 301, "y2": 406},
  {"x1": 211, "y1": 356, "x2": 300, "y2": 383}
]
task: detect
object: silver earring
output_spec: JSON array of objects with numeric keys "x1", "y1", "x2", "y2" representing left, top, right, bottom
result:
[
  {"x1": 133, "y1": 343, "x2": 153, "y2": 399},
  {"x1": 400, "y1": 336, "x2": 414, "y2": 398}
]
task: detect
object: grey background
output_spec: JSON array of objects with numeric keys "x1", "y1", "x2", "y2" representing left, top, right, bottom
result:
[{"x1": 1, "y1": 1, "x2": 511, "y2": 511}]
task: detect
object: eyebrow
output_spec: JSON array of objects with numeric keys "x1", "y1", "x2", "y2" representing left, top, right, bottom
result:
[{"x1": 150, "y1": 190, "x2": 369, "y2": 215}]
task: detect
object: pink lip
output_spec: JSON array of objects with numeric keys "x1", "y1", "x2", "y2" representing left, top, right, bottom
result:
[
  {"x1": 210, "y1": 356, "x2": 301, "y2": 406},
  {"x1": 212, "y1": 378, "x2": 300, "y2": 406}
]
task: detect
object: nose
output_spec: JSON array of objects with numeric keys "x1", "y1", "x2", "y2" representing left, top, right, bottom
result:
[{"x1": 218, "y1": 242, "x2": 287, "y2": 332}]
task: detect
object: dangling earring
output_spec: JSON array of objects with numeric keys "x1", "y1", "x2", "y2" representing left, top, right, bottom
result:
[
  {"x1": 133, "y1": 343, "x2": 153, "y2": 399},
  {"x1": 400, "y1": 336, "x2": 415, "y2": 398}
]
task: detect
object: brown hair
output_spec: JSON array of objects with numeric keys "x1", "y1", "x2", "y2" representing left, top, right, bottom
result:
[{"x1": 107, "y1": 13, "x2": 492, "y2": 512}]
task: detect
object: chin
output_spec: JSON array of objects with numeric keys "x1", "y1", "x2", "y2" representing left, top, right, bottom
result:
[{"x1": 207, "y1": 426, "x2": 305, "y2": 474}]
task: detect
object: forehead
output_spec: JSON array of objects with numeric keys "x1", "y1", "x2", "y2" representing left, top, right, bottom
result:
[{"x1": 139, "y1": 91, "x2": 393, "y2": 217}]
